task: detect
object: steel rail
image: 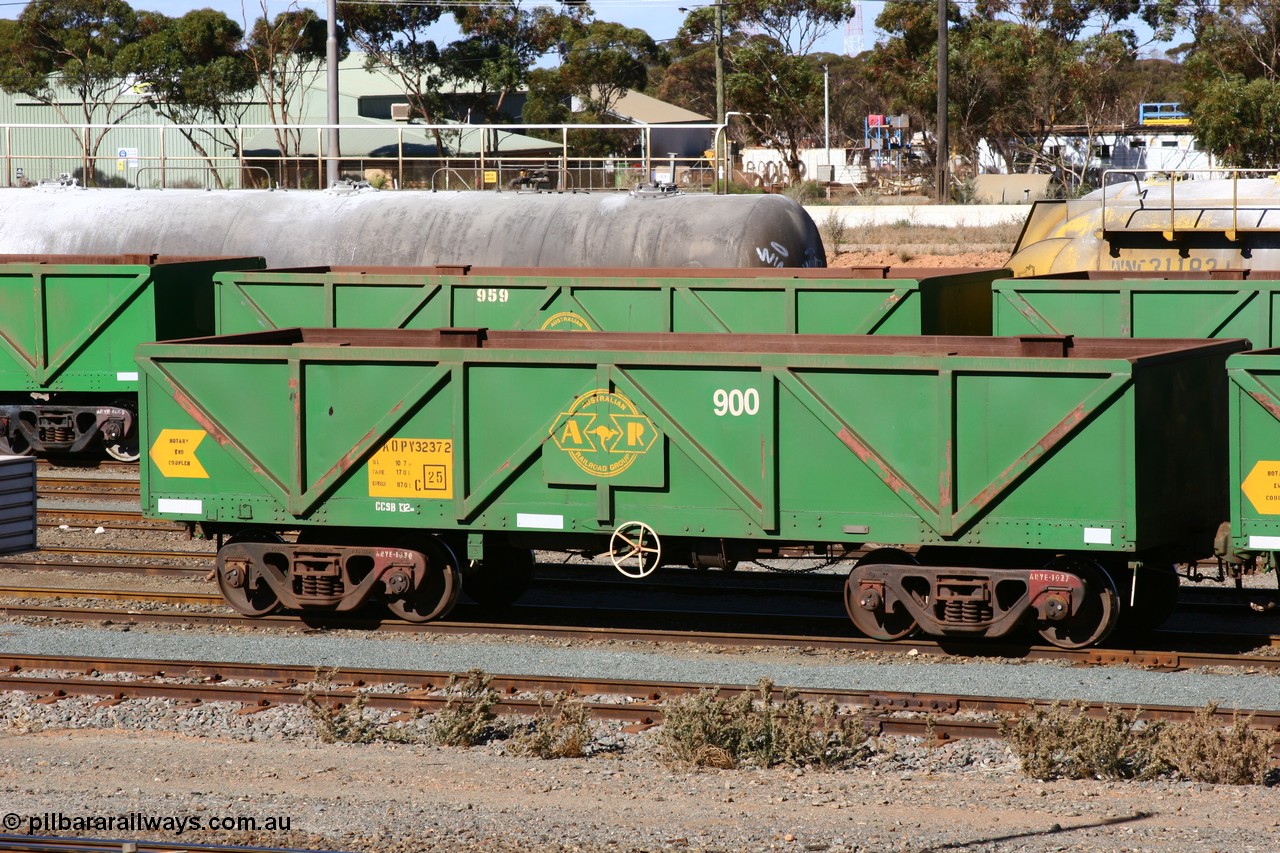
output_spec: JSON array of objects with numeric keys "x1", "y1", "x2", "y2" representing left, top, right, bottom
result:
[
  {"x1": 1, "y1": 601, "x2": 1279, "y2": 674},
  {"x1": 1, "y1": 653, "x2": 1278, "y2": 737}
]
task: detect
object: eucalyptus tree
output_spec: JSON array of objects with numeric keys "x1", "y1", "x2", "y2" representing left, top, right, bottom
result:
[
  {"x1": 446, "y1": 0, "x2": 591, "y2": 122},
  {"x1": 120, "y1": 8, "x2": 259, "y2": 187},
  {"x1": 523, "y1": 21, "x2": 662, "y2": 158},
  {"x1": 0, "y1": 0, "x2": 147, "y2": 184},
  {"x1": 1180, "y1": 0, "x2": 1280, "y2": 167},
  {"x1": 662, "y1": 0, "x2": 854, "y2": 183},
  {"x1": 871, "y1": 0, "x2": 1172, "y2": 192},
  {"x1": 243, "y1": 4, "x2": 341, "y2": 181}
]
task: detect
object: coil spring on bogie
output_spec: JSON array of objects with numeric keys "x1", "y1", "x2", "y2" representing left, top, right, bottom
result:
[
  {"x1": 298, "y1": 576, "x2": 345, "y2": 597},
  {"x1": 943, "y1": 599, "x2": 991, "y2": 624},
  {"x1": 40, "y1": 426, "x2": 73, "y2": 443}
]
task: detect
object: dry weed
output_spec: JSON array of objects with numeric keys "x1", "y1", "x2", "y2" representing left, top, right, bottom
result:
[
  {"x1": 1154, "y1": 704, "x2": 1277, "y2": 786},
  {"x1": 659, "y1": 678, "x2": 871, "y2": 770},
  {"x1": 301, "y1": 668, "x2": 421, "y2": 745},
  {"x1": 1002, "y1": 701, "x2": 1279, "y2": 785},
  {"x1": 507, "y1": 692, "x2": 594, "y2": 759},
  {"x1": 429, "y1": 669, "x2": 506, "y2": 747}
]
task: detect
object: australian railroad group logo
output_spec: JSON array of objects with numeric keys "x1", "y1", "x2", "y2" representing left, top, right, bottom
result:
[
  {"x1": 550, "y1": 389, "x2": 658, "y2": 477},
  {"x1": 540, "y1": 311, "x2": 593, "y2": 331}
]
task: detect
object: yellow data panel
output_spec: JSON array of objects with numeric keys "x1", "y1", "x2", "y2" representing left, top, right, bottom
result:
[{"x1": 368, "y1": 438, "x2": 453, "y2": 499}]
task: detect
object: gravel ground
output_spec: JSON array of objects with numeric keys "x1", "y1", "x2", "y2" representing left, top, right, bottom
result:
[{"x1": 0, "y1": 699, "x2": 1278, "y2": 853}]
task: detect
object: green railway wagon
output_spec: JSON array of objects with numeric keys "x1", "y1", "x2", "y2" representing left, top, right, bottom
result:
[
  {"x1": 138, "y1": 329, "x2": 1243, "y2": 648},
  {"x1": 992, "y1": 270, "x2": 1280, "y2": 342},
  {"x1": 0, "y1": 254, "x2": 264, "y2": 459},
  {"x1": 1227, "y1": 349, "x2": 1280, "y2": 577},
  {"x1": 212, "y1": 265, "x2": 1003, "y2": 336}
]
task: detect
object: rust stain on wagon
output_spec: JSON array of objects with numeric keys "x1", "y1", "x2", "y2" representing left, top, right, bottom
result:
[
  {"x1": 837, "y1": 427, "x2": 906, "y2": 493},
  {"x1": 939, "y1": 440, "x2": 953, "y2": 508},
  {"x1": 1247, "y1": 390, "x2": 1280, "y2": 423},
  {"x1": 313, "y1": 403, "x2": 407, "y2": 489},
  {"x1": 970, "y1": 404, "x2": 1086, "y2": 508}
]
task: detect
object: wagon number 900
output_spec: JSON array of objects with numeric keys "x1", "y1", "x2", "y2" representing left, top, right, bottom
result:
[
  {"x1": 713, "y1": 387, "x2": 760, "y2": 417},
  {"x1": 476, "y1": 288, "x2": 509, "y2": 303}
]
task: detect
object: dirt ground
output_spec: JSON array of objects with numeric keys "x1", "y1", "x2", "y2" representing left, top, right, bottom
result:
[{"x1": 831, "y1": 250, "x2": 1012, "y2": 269}]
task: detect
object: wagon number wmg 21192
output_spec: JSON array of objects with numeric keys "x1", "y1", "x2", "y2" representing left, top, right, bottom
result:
[{"x1": 713, "y1": 387, "x2": 760, "y2": 417}]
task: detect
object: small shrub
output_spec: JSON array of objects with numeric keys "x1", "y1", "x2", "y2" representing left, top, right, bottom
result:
[
  {"x1": 301, "y1": 668, "x2": 420, "y2": 744},
  {"x1": 659, "y1": 678, "x2": 870, "y2": 770},
  {"x1": 784, "y1": 180, "x2": 821, "y2": 204},
  {"x1": 429, "y1": 669, "x2": 507, "y2": 747},
  {"x1": 1001, "y1": 701, "x2": 1167, "y2": 781},
  {"x1": 1154, "y1": 704, "x2": 1278, "y2": 786},
  {"x1": 950, "y1": 177, "x2": 978, "y2": 204},
  {"x1": 508, "y1": 692, "x2": 594, "y2": 759},
  {"x1": 819, "y1": 208, "x2": 849, "y2": 259}
]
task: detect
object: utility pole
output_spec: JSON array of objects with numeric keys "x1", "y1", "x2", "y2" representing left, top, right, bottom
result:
[
  {"x1": 325, "y1": 0, "x2": 340, "y2": 188},
  {"x1": 714, "y1": 2, "x2": 725, "y2": 126},
  {"x1": 935, "y1": 0, "x2": 948, "y2": 203}
]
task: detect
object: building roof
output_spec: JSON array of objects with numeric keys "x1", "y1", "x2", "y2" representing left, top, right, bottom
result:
[
  {"x1": 242, "y1": 117, "x2": 562, "y2": 157},
  {"x1": 606, "y1": 90, "x2": 711, "y2": 125}
]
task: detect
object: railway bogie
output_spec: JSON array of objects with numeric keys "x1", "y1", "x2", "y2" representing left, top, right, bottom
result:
[{"x1": 138, "y1": 328, "x2": 1243, "y2": 647}]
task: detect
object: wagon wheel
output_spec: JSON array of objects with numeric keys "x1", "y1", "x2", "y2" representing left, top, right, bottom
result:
[
  {"x1": 216, "y1": 531, "x2": 283, "y2": 617},
  {"x1": 103, "y1": 402, "x2": 140, "y2": 462},
  {"x1": 387, "y1": 534, "x2": 462, "y2": 624},
  {"x1": 609, "y1": 521, "x2": 662, "y2": 579},
  {"x1": 844, "y1": 547, "x2": 920, "y2": 641},
  {"x1": 1036, "y1": 556, "x2": 1120, "y2": 649},
  {"x1": 104, "y1": 437, "x2": 140, "y2": 462},
  {"x1": 462, "y1": 540, "x2": 535, "y2": 608},
  {"x1": 0, "y1": 420, "x2": 33, "y2": 457}
]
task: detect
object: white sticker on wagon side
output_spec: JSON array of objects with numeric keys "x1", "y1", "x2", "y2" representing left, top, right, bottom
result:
[
  {"x1": 1083, "y1": 527, "x2": 1113, "y2": 545},
  {"x1": 157, "y1": 498, "x2": 202, "y2": 515},
  {"x1": 1248, "y1": 535, "x2": 1280, "y2": 550},
  {"x1": 517, "y1": 513, "x2": 564, "y2": 530},
  {"x1": 117, "y1": 371, "x2": 138, "y2": 382}
]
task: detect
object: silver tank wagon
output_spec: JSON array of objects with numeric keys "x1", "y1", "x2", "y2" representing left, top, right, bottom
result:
[{"x1": 0, "y1": 185, "x2": 825, "y2": 269}]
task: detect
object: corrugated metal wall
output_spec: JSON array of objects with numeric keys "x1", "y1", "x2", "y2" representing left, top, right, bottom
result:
[{"x1": 0, "y1": 456, "x2": 36, "y2": 555}]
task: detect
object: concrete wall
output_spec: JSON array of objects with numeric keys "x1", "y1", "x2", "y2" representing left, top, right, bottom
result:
[{"x1": 803, "y1": 203, "x2": 1033, "y2": 229}]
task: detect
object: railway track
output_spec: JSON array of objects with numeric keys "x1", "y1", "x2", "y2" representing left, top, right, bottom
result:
[
  {"x1": 0, "y1": 594, "x2": 1277, "y2": 673},
  {"x1": 3, "y1": 652, "x2": 1278, "y2": 739}
]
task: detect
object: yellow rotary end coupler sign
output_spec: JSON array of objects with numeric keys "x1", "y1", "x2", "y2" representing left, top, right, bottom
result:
[
  {"x1": 368, "y1": 438, "x2": 453, "y2": 499},
  {"x1": 1242, "y1": 460, "x2": 1280, "y2": 514},
  {"x1": 150, "y1": 429, "x2": 209, "y2": 478}
]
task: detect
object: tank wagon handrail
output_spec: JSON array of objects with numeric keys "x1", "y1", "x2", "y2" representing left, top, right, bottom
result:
[
  {"x1": 132, "y1": 165, "x2": 275, "y2": 191},
  {"x1": 428, "y1": 168, "x2": 472, "y2": 191},
  {"x1": 1096, "y1": 167, "x2": 1280, "y2": 243}
]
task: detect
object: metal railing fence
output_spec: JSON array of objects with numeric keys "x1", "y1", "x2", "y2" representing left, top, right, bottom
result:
[{"x1": 0, "y1": 122, "x2": 725, "y2": 193}]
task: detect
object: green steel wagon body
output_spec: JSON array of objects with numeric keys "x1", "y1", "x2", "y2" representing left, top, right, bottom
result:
[
  {"x1": 0, "y1": 254, "x2": 263, "y2": 459},
  {"x1": 137, "y1": 328, "x2": 1243, "y2": 648},
  {"x1": 213, "y1": 266, "x2": 1003, "y2": 337},
  {"x1": 992, "y1": 270, "x2": 1280, "y2": 343},
  {"x1": 1227, "y1": 349, "x2": 1280, "y2": 577}
]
